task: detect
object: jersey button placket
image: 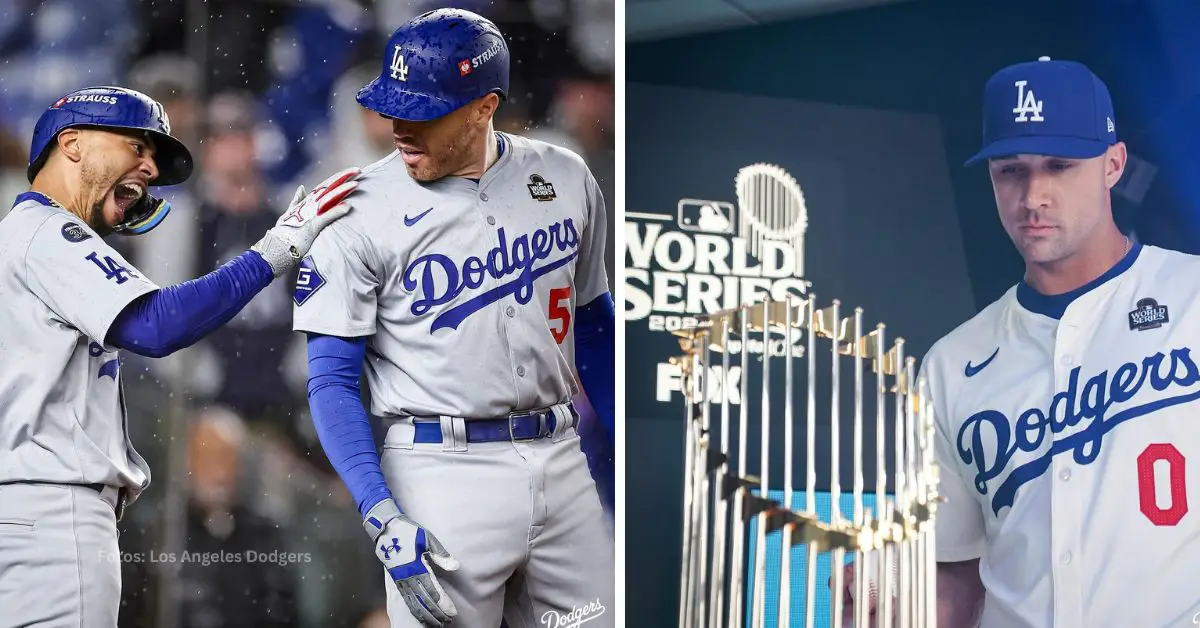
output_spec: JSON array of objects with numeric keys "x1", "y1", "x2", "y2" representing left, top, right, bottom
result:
[
  {"x1": 477, "y1": 189, "x2": 522, "y2": 406},
  {"x1": 1052, "y1": 321, "x2": 1085, "y2": 626}
]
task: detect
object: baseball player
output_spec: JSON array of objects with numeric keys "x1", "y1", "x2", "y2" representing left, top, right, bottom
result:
[
  {"x1": 843, "y1": 56, "x2": 1200, "y2": 627},
  {"x1": 0, "y1": 85, "x2": 360, "y2": 628},
  {"x1": 291, "y1": 9, "x2": 615, "y2": 628}
]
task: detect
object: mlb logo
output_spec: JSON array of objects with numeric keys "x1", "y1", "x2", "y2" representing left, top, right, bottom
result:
[
  {"x1": 677, "y1": 199, "x2": 735, "y2": 234},
  {"x1": 1128, "y1": 297, "x2": 1169, "y2": 331},
  {"x1": 459, "y1": 60, "x2": 472, "y2": 76}
]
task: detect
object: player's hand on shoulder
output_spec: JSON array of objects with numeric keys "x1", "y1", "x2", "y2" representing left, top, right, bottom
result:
[
  {"x1": 364, "y1": 498, "x2": 460, "y2": 626},
  {"x1": 251, "y1": 167, "x2": 362, "y2": 277}
]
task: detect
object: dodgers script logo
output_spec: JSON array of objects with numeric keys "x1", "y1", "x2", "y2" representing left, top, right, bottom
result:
[
  {"x1": 959, "y1": 348, "x2": 1200, "y2": 515},
  {"x1": 540, "y1": 598, "x2": 606, "y2": 628},
  {"x1": 403, "y1": 219, "x2": 580, "y2": 332}
]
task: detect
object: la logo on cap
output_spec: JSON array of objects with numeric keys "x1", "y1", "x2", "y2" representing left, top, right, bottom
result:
[
  {"x1": 1013, "y1": 55, "x2": 1052, "y2": 123},
  {"x1": 1013, "y1": 80, "x2": 1044, "y2": 122}
]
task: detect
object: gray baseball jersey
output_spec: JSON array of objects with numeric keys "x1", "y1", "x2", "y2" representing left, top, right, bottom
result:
[
  {"x1": 0, "y1": 193, "x2": 154, "y2": 502},
  {"x1": 292, "y1": 132, "x2": 615, "y2": 627},
  {"x1": 292, "y1": 132, "x2": 609, "y2": 417}
]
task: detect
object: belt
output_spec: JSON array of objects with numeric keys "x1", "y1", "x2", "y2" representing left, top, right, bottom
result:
[{"x1": 412, "y1": 404, "x2": 578, "y2": 444}]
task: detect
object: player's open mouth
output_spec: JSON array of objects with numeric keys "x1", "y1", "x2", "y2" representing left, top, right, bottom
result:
[
  {"x1": 112, "y1": 181, "x2": 146, "y2": 218},
  {"x1": 399, "y1": 147, "x2": 425, "y2": 166}
]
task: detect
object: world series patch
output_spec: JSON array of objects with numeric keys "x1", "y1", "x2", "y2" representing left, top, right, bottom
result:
[
  {"x1": 1129, "y1": 297, "x2": 1169, "y2": 331},
  {"x1": 527, "y1": 174, "x2": 556, "y2": 201}
]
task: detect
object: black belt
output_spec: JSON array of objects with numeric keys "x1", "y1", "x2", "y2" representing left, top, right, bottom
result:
[{"x1": 411, "y1": 404, "x2": 578, "y2": 444}]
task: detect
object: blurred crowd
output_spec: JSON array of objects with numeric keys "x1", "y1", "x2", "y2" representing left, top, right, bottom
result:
[{"x1": 0, "y1": 1, "x2": 614, "y2": 626}]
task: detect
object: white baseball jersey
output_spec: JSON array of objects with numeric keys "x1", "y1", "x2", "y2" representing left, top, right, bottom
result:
[
  {"x1": 291, "y1": 132, "x2": 609, "y2": 418},
  {"x1": 922, "y1": 243, "x2": 1200, "y2": 628},
  {"x1": 0, "y1": 193, "x2": 154, "y2": 502}
]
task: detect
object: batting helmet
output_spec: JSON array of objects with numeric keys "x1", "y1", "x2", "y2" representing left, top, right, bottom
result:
[
  {"x1": 27, "y1": 86, "x2": 194, "y2": 235},
  {"x1": 28, "y1": 86, "x2": 194, "y2": 186},
  {"x1": 356, "y1": 8, "x2": 509, "y2": 122}
]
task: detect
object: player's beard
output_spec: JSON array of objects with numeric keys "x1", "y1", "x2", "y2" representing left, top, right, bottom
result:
[
  {"x1": 407, "y1": 114, "x2": 487, "y2": 182},
  {"x1": 79, "y1": 160, "x2": 120, "y2": 236}
]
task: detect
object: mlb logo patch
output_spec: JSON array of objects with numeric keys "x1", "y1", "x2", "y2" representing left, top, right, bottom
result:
[
  {"x1": 1129, "y1": 297, "x2": 1169, "y2": 331},
  {"x1": 293, "y1": 256, "x2": 326, "y2": 306}
]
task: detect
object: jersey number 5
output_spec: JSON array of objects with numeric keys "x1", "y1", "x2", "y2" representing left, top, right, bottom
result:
[
  {"x1": 1137, "y1": 443, "x2": 1188, "y2": 526},
  {"x1": 548, "y1": 287, "x2": 572, "y2": 344}
]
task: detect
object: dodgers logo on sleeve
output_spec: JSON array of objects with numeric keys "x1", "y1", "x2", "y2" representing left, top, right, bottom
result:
[
  {"x1": 294, "y1": 256, "x2": 326, "y2": 306},
  {"x1": 85, "y1": 252, "x2": 135, "y2": 284}
]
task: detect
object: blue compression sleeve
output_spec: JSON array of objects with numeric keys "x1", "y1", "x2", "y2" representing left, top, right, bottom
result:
[
  {"x1": 106, "y1": 251, "x2": 274, "y2": 358},
  {"x1": 305, "y1": 333, "x2": 393, "y2": 518},
  {"x1": 575, "y1": 292, "x2": 615, "y2": 438}
]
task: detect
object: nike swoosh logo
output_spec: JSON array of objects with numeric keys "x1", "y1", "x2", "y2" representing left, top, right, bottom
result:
[
  {"x1": 965, "y1": 348, "x2": 999, "y2": 378},
  {"x1": 404, "y1": 207, "x2": 434, "y2": 226}
]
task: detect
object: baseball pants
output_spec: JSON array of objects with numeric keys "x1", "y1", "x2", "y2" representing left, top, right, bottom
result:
[
  {"x1": 0, "y1": 482, "x2": 123, "y2": 628},
  {"x1": 380, "y1": 405, "x2": 615, "y2": 628}
]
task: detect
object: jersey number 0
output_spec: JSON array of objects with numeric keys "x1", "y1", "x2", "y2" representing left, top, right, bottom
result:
[{"x1": 1137, "y1": 443, "x2": 1188, "y2": 526}]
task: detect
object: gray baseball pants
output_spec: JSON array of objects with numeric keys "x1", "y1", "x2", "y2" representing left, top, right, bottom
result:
[
  {"x1": 379, "y1": 405, "x2": 615, "y2": 628},
  {"x1": 0, "y1": 482, "x2": 123, "y2": 628}
]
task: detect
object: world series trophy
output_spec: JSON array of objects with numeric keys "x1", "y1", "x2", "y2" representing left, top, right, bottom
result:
[{"x1": 669, "y1": 165, "x2": 940, "y2": 628}]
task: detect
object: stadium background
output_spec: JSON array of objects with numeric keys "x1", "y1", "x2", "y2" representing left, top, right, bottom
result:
[
  {"x1": 625, "y1": 0, "x2": 1200, "y2": 627},
  {"x1": 0, "y1": 1, "x2": 614, "y2": 626}
]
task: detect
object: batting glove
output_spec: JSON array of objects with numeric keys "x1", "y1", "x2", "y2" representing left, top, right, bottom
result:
[
  {"x1": 364, "y1": 499, "x2": 460, "y2": 626},
  {"x1": 251, "y1": 167, "x2": 360, "y2": 276}
]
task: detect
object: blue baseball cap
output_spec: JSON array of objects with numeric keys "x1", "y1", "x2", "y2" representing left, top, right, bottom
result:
[{"x1": 965, "y1": 56, "x2": 1117, "y2": 166}]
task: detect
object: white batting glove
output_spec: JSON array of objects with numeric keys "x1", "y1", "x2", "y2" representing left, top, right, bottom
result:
[
  {"x1": 364, "y1": 499, "x2": 460, "y2": 626},
  {"x1": 251, "y1": 167, "x2": 360, "y2": 276}
]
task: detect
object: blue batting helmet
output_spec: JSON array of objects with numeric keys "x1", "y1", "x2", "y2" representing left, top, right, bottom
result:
[
  {"x1": 27, "y1": 86, "x2": 194, "y2": 187},
  {"x1": 356, "y1": 8, "x2": 509, "y2": 122}
]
